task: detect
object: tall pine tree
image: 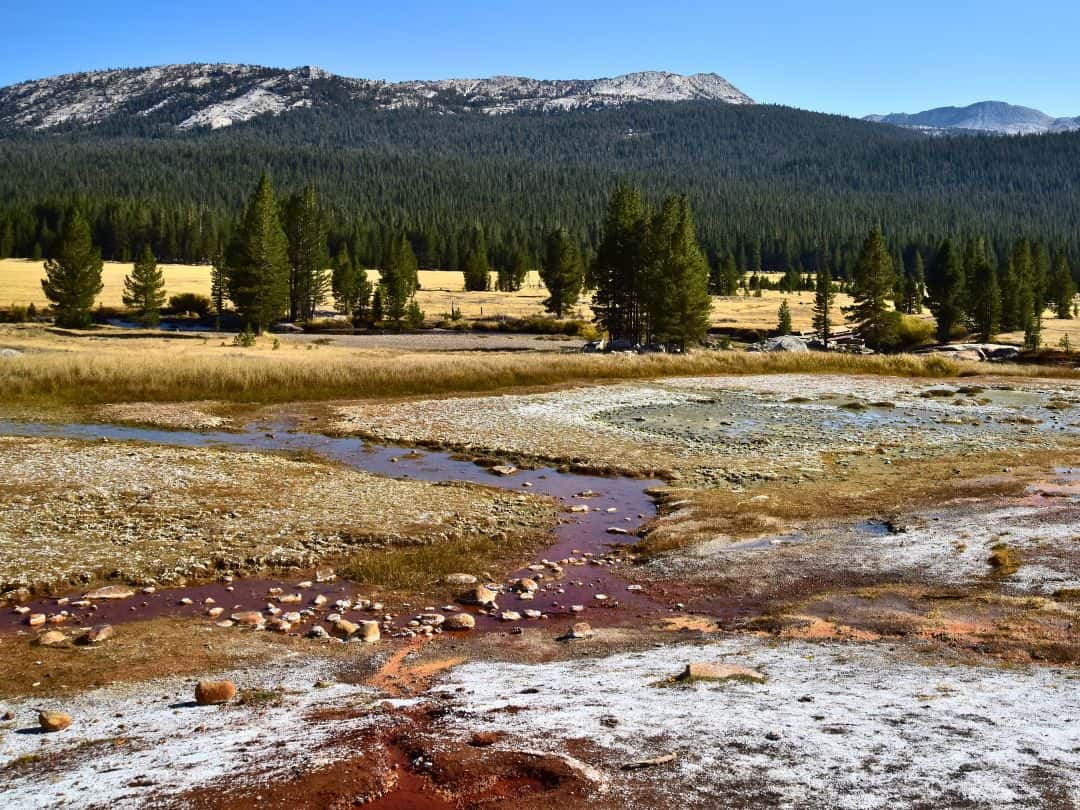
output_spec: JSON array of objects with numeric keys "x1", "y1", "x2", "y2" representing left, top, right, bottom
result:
[
  {"x1": 844, "y1": 227, "x2": 895, "y2": 349},
  {"x1": 284, "y1": 184, "x2": 329, "y2": 322},
  {"x1": 926, "y1": 240, "x2": 966, "y2": 342},
  {"x1": 224, "y1": 173, "x2": 290, "y2": 332},
  {"x1": 812, "y1": 265, "x2": 835, "y2": 347},
  {"x1": 539, "y1": 227, "x2": 584, "y2": 318},
  {"x1": 122, "y1": 244, "x2": 166, "y2": 327},
  {"x1": 41, "y1": 211, "x2": 103, "y2": 328}
]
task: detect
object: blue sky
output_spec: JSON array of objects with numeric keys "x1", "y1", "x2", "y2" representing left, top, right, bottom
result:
[{"x1": 5, "y1": 1, "x2": 1079, "y2": 117}]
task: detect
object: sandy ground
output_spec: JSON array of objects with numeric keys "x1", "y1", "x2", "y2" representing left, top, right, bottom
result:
[{"x1": 0, "y1": 436, "x2": 555, "y2": 598}]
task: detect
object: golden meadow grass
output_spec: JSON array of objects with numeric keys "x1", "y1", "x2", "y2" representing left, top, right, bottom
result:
[{"x1": 2, "y1": 328, "x2": 1075, "y2": 407}]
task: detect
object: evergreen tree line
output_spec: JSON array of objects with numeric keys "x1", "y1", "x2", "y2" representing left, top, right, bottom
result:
[
  {"x1": 805, "y1": 228, "x2": 1076, "y2": 351},
  {"x1": 3, "y1": 101, "x2": 1080, "y2": 287}
]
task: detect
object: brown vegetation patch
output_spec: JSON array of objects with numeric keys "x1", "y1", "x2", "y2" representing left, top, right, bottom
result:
[{"x1": 0, "y1": 618, "x2": 276, "y2": 700}]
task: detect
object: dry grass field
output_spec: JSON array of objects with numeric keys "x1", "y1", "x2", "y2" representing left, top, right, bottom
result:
[
  {"x1": 4, "y1": 258, "x2": 1077, "y2": 345},
  {"x1": 1, "y1": 324, "x2": 1075, "y2": 410},
  {"x1": 0, "y1": 258, "x2": 212, "y2": 309}
]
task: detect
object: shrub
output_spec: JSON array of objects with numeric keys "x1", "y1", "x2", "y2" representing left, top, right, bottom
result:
[
  {"x1": 232, "y1": 328, "x2": 256, "y2": 348},
  {"x1": 168, "y1": 293, "x2": 212, "y2": 318}
]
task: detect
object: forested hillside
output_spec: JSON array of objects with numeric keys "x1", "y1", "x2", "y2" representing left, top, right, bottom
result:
[{"x1": 2, "y1": 100, "x2": 1080, "y2": 278}]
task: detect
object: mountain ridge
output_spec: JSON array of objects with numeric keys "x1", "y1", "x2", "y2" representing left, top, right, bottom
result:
[
  {"x1": 0, "y1": 63, "x2": 754, "y2": 132},
  {"x1": 865, "y1": 100, "x2": 1080, "y2": 135}
]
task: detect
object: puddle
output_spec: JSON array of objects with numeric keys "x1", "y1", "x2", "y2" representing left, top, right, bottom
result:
[{"x1": 0, "y1": 419, "x2": 665, "y2": 635}]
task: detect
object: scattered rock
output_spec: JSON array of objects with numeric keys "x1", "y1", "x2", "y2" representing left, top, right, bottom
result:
[
  {"x1": 315, "y1": 567, "x2": 336, "y2": 583},
  {"x1": 83, "y1": 585, "x2": 135, "y2": 600},
  {"x1": 38, "y1": 710, "x2": 72, "y2": 732},
  {"x1": 469, "y1": 731, "x2": 504, "y2": 747},
  {"x1": 445, "y1": 573, "x2": 478, "y2": 586},
  {"x1": 194, "y1": 680, "x2": 237, "y2": 705},
  {"x1": 230, "y1": 611, "x2": 264, "y2": 626},
  {"x1": 458, "y1": 584, "x2": 498, "y2": 607},
  {"x1": 37, "y1": 630, "x2": 67, "y2": 647},
  {"x1": 558, "y1": 622, "x2": 593, "y2": 641},
  {"x1": 509, "y1": 578, "x2": 539, "y2": 593},
  {"x1": 79, "y1": 625, "x2": 114, "y2": 645},
  {"x1": 490, "y1": 465, "x2": 518, "y2": 477},
  {"x1": 27, "y1": 613, "x2": 45, "y2": 627},
  {"x1": 677, "y1": 663, "x2": 766, "y2": 684},
  {"x1": 444, "y1": 613, "x2": 476, "y2": 631},
  {"x1": 622, "y1": 753, "x2": 676, "y2": 770},
  {"x1": 358, "y1": 620, "x2": 381, "y2": 644},
  {"x1": 499, "y1": 611, "x2": 522, "y2": 622},
  {"x1": 331, "y1": 619, "x2": 359, "y2": 639}
]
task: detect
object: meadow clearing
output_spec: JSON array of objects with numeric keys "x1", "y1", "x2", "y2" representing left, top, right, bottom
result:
[{"x1": 4, "y1": 256, "x2": 1078, "y2": 346}]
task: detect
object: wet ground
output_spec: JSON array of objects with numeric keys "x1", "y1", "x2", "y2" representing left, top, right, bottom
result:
[{"x1": 2, "y1": 372, "x2": 1079, "y2": 808}]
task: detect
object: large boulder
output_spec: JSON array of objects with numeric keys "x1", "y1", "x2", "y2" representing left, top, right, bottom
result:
[
  {"x1": 38, "y1": 711, "x2": 72, "y2": 732},
  {"x1": 677, "y1": 663, "x2": 766, "y2": 684},
  {"x1": 194, "y1": 680, "x2": 237, "y2": 705},
  {"x1": 762, "y1": 336, "x2": 809, "y2": 353}
]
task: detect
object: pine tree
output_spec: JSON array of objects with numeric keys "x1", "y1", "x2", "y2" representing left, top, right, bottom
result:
[
  {"x1": 0, "y1": 221, "x2": 14, "y2": 258},
  {"x1": 380, "y1": 234, "x2": 418, "y2": 323},
  {"x1": 717, "y1": 254, "x2": 740, "y2": 296},
  {"x1": 539, "y1": 227, "x2": 584, "y2": 318},
  {"x1": 844, "y1": 227, "x2": 895, "y2": 349},
  {"x1": 462, "y1": 226, "x2": 490, "y2": 291},
  {"x1": 224, "y1": 173, "x2": 290, "y2": 332},
  {"x1": 1048, "y1": 251, "x2": 1075, "y2": 320},
  {"x1": 777, "y1": 299, "x2": 792, "y2": 335},
  {"x1": 210, "y1": 259, "x2": 227, "y2": 330},
  {"x1": 648, "y1": 196, "x2": 711, "y2": 350},
  {"x1": 371, "y1": 286, "x2": 384, "y2": 323},
  {"x1": 41, "y1": 211, "x2": 103, "y2": 328},
  {"x1": 283, "y1": 184, "x2": 329, "y2": 322},
  {"x1": 812, "y1": 266, "x2": 835, "y2": 347},
  {"x1": 592, "y1": 185, "x2": 650, "y2": 344},
  {"x1": 926, "y1": 240, "x2": 966, "y2": 342},
  {"x1": 331, "y1": 244, "x2": 357, "y2": 316},
  {"x1": 967, "y1": 240, "x2": 1001, "y2": 342},
  {"x1": 511, "y1": 248, "x2": 530, "y2": 291},
  {"x1": 122, "y1": 244, "x2": 166, "y2": 327}
]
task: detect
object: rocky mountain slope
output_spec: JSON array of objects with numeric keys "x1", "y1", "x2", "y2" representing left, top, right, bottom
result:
[
  {"x1": 0, "y1": 63, "x2": 754, "y2": 132},
  {"x1": 865, "y1": 100, "x2": 1080, "y2": 135}
]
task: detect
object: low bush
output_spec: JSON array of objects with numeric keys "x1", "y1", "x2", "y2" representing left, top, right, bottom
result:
[{"x1": 167, "y1": 293, "x2": 212, "y2": 317}]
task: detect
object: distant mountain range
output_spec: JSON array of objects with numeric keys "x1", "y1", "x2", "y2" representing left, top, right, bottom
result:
[
  {"x1": 0, "y1": 64, "x2": 754, "y2": 132},
  {"x1": 865, "y1": 101, "x2": 1080, "y2": 135}
]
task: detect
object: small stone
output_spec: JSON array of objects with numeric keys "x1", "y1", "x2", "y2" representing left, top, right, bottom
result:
[
  {"x1": 458, "y1": 584, "x2": 498, "y2": 606},
  {"x1": 499, "y1": 611, "x2": 522, "y2": 622},
  {"x1": 558, "y1": 622, "x2": 593, "y2": 641},
  {"x1": 315, "y1": 567, "x2": 336, "y2": 583},
  {"x1": 206, "y1": 607, "x2": 224, "y2": 619},
  {"x1": 178, "y1": 597, "x2": 193, "y2": 606},
  {"x1": 312, "y1": 594, "x2": 327, "y2": 607},
  {"x1": 27, "y1": 613, "x2": 46, "y2": 627},
  {"x1": 331, "y1": 619, "x2": 359, "y2": 639},
  {"x1": 81, "y1": 625, "x2": 114, "y2": 644},
  {"x1": 37, "y1": 630, "x2": 67, "y2": 647},
  {"x1": 358, "y1": 621, "x2": 381, "y2": 643},
  {"x1": 38, "y1": 711, "x2": 72, "y2": 732},
  {"x1": 444, "y1": 613, "x2": 476, "y2": 631},
  {"x1": 84, "y1": 586, "x2": 135, "y2": 600},
  {"x1": 509, "y1": 578, "x2": 539, "y2": 593},
  {"x1": 469, "y1": 731, "x2": 504, "y2": 747},
  {"x1": 279, "y1": 593, "x2": 302, "y2": 604},
  {"x1": 677, "y1": 663, "x2": 766, "y2": 684},
  {"x1": 230, "y1": 611, "x2": 264, "y2": 626},
  {"x1": 195, "y1": 680, "x2": 237, "y2": 705},
  {"x1": 445, "y1": 573, "x2": 478, "y2": 586},
  {"x1": 490, "y1": 465, "x2": 518, "y2": 477}
]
